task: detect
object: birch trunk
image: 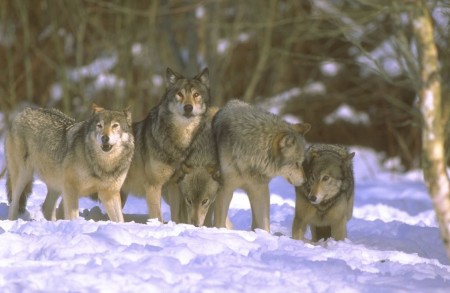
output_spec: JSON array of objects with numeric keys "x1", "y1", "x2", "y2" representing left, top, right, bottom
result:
[{"x1": 413, "y1": 1, "x2": 450, "y2": 258}]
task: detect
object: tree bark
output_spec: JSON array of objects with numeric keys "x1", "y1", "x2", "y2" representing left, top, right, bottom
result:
[{"x1": 413, "y1": 0, "x2": 450, "y2": 258}]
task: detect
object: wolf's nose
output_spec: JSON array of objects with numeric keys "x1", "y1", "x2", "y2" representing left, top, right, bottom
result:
[
  {"x1": 309, "y1": 195, "x2": 317, "y2": 202},
  {"x1": 101, "y1": 135, "x2": 109, "y2": 144},
  {"x1": 184, "y1": 104, "x2": 193, "y2": 113}
]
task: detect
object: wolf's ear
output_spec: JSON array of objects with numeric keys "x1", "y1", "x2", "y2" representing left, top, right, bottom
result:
[
  {"x1": 194, "y1": 68, "x2": 210, "y2": 88},
  {"x1": 123, "y1": 106, "x2": 132, "y2": 127},
  {"x1": 207, "y1": 164, "x2": 221, "y2": 182},
  {"x1": 92, "y1": 103, "x2": 104, "y2": 114},
  {"x1": 272, "y1": 133, "x2": 293, "y2": 157},
  {"x1": 310, "y1": 150, "x2": 320, "y2": 158},
  {"x1": 280, "y1": 134, "x2": 296, "y2": 148},
  {"x1": 166, "y1": 68, "x2": 184, "y2": 87},
  {"x1": 344, "y1": 152, "x2": 355, "y2": 162},
  {"x1": 293, "y1": 123, "x2": 311, "y2": 135}
]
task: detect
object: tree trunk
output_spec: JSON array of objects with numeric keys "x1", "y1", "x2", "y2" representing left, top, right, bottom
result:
[{"x1": 413, "y1": 0, "x2": 450, "y2": 258}]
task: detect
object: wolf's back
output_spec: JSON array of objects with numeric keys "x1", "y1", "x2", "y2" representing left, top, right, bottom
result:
[
  {"x1": 9, "y1": 108, "x2": 76, "y2": 162},
  {"x1": 213, "y1": 100, "x2": 294, "y2": 161}
]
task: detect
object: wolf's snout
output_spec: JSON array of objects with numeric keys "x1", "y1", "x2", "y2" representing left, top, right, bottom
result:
[
  {"x1": 184, "y1": 104, "x2": 193, "y2": 113},
  {"x1": 101, "y1": 135, "x2": 109, "y2": 144},
  {"x1": 308, "y1": 194, "x2": 317, "y2": 203}
]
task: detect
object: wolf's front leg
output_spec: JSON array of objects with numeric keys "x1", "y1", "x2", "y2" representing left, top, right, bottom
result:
[
  {"x1": 145, "y1": 185, "x2": 163, "y2": 222},
  {"x1": 41, "y1": 188, "x2": 61, "y2": 221},
  {"x1": 330, "y1": 217, "x2": 347, "y2": 241},
  {"x1": 246, "y1": 183, "x2": 270, "y2": 232},
  {"x1": 99, "y1": 190, "x2": 124, "y2": 223},
  {"x1": 62, "y1": 188, "x2": 79, "y2": 220},
  {"x1": 292, "y1": 216, "x2": 307, "y2": 240},
  {"x1": 164, "y1": 182, "x2": 182, "y2": 223}
]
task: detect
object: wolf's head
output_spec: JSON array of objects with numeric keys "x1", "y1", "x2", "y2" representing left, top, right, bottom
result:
[
  {"x1": 175, "y1": 163, "x2": 220, "y2": 227},
  {"x1": 274, "y1": 123, "x2": 311, "y2": 186},
  {"x1": 163, "y1": 68, "x2": 210, "y2": 119},
  {"x1": 305, "y1": 150, "x2": 355, "y2": 205},
  {"x1": 90, "y1": 104, "x2": 133, "y2": 153}
]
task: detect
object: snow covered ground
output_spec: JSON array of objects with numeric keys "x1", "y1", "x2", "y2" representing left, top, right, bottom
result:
[{"x1": 0, "y1": 146, "x2": 449, "y2": 292}]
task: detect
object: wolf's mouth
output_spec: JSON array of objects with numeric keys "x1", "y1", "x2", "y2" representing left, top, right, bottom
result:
[{"x1": 101, "y1": 144, "x2": 113, "y2": 152}]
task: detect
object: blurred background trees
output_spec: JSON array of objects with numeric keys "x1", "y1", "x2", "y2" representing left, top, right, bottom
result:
[{"x1": 0, "y1": 0, "x2": 449, "y2": 170}]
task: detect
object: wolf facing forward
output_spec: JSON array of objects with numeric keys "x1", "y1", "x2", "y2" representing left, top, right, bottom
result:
[
  {"x1": 212, "y1": 100, "x2": 311, "y2": 232},
  {"x1": 5, "y1": 105, "x2": 134, "y2": 222},
  {"x1": 121, "y1": 68, "x2": 210, "y2": 222},
  {"x1": 292, "y1": 144, "x2": 355, "y2": 241}
]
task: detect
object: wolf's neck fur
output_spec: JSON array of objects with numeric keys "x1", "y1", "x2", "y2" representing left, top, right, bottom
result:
[{"x1": 149, "y1": 107, "x2": 205, "y2": 165}]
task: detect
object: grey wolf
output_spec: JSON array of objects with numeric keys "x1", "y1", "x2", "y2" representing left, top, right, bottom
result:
[
  {"x1": 5, "y1": 104, "x2": 134, "y2": 222},
  {"x1": 120, "y1": 68, "x2": 211, "y2": 222},
  {"x1": 292, "y1": 144, "x2": 355, "y2": 241},
  {"x1": 164, "y1": 107, "x2": 222, "y2": 227},
  {"x1": 212, "y1": 99, "x2": 311, "y2": 232}
]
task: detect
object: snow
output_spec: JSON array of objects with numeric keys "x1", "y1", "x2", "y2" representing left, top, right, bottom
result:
[
  {"x1": 324, "y1": 104, "x2": 370, "y2": 126},
  {"x1": 1, "y1": 143, "x2": 450, "y2": 291}
]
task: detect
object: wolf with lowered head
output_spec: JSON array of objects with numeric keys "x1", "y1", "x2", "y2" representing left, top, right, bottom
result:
[
  {"x1": 212, "y1": 100, "x2": 310, "y2": 232},
  {"x1": 163, "y1": 107, "x2": 222, "y2": 227}
]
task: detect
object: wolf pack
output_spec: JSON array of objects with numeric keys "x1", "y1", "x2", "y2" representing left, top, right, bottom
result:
[{"x1": 2, "y1": 68, "x2": 355, "y2": 242}]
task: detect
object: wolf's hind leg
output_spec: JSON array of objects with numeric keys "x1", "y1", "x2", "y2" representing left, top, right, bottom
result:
[
  {"x1": 7, "y1": 169, "x2": 33, "y2": 220},
  {"x1": 213, "y1": 182, "x2": 235, "y2": 229},
  {"x1": 246, "y1": 183, "x2": 270, "y2": 232}
]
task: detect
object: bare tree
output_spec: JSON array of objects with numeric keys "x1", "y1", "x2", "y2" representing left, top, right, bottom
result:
[{"x1": 412, "y1": 0, "x2": 450, "y2": 257}]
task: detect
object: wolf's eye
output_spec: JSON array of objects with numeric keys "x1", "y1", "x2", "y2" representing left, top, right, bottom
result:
[
  {"x1": 177, "y1": 91, "x2": 184, "y2": 97},
  {"x1": 97, "y1": 123, "x2": 102, "y2": 129},
  {"x1": 201, "y1": 199, "x2": 209, "y2": 206},
  {"x1": 185, "y1": 198, "x2": 192, "y2": 206},
  {"x1": 193, "y1": 92, "x2": 200, "y2": 98},
  {"x1": 322, "y1": 175, "x2": 330, "y2": 181},
  {"x1": 112, "y1": 123, "x2": 119, "y2": 129}
]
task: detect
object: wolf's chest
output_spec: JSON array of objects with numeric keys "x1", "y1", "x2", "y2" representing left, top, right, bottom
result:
[{"x1": 173, "y1": 117, "x2": 201, "y2": 148}]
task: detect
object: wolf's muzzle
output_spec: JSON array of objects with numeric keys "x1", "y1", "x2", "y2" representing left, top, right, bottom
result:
[
  {"x1": 101, "y1": 135, "x2": 113, "y2": 152},
  {"x1": 184, "y1": 104, "x2": 193, "y2": 114},
  {"x1": 308, "y1": 194, "x2": 318, "y2": 204}
]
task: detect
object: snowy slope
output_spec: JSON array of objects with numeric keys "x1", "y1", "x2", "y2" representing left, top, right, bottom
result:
[{"x1": 0, "y1": 146, "x2": 449, "y2": 292}]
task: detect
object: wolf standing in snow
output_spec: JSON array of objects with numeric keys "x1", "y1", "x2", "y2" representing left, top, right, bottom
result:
[
  {"x1": 5, "y1": 105, "x2": 134, "y2": 222},
  {"x1": 292, "y1": 144, "x2": 355, "y2": 241},
  {"x1": 163, "y1": 107, "x2": 223, "y2": 227},
  {"x1": 212, "y1": 100, "x2": 311, "y2": 232},
  {"x1": 120, "y1": 68, "x2": 211, "y2": 222}
]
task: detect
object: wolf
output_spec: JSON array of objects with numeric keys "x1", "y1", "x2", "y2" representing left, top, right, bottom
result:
[
  {"x1": 212, "y1": 99, "x2": 311, "y2": 232},
  {"x1": 292, "y1": 144, "x2": 355, "y2": 241},
  {"x1": 163, "y1": 107, "x2": 222, "y2": 227},
  {"x1": 5, "y1": 104, "x2": 134, "y2": 222},
  {"x1": 120, "y1": 68, "x2": 211, "y2": 222}
]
